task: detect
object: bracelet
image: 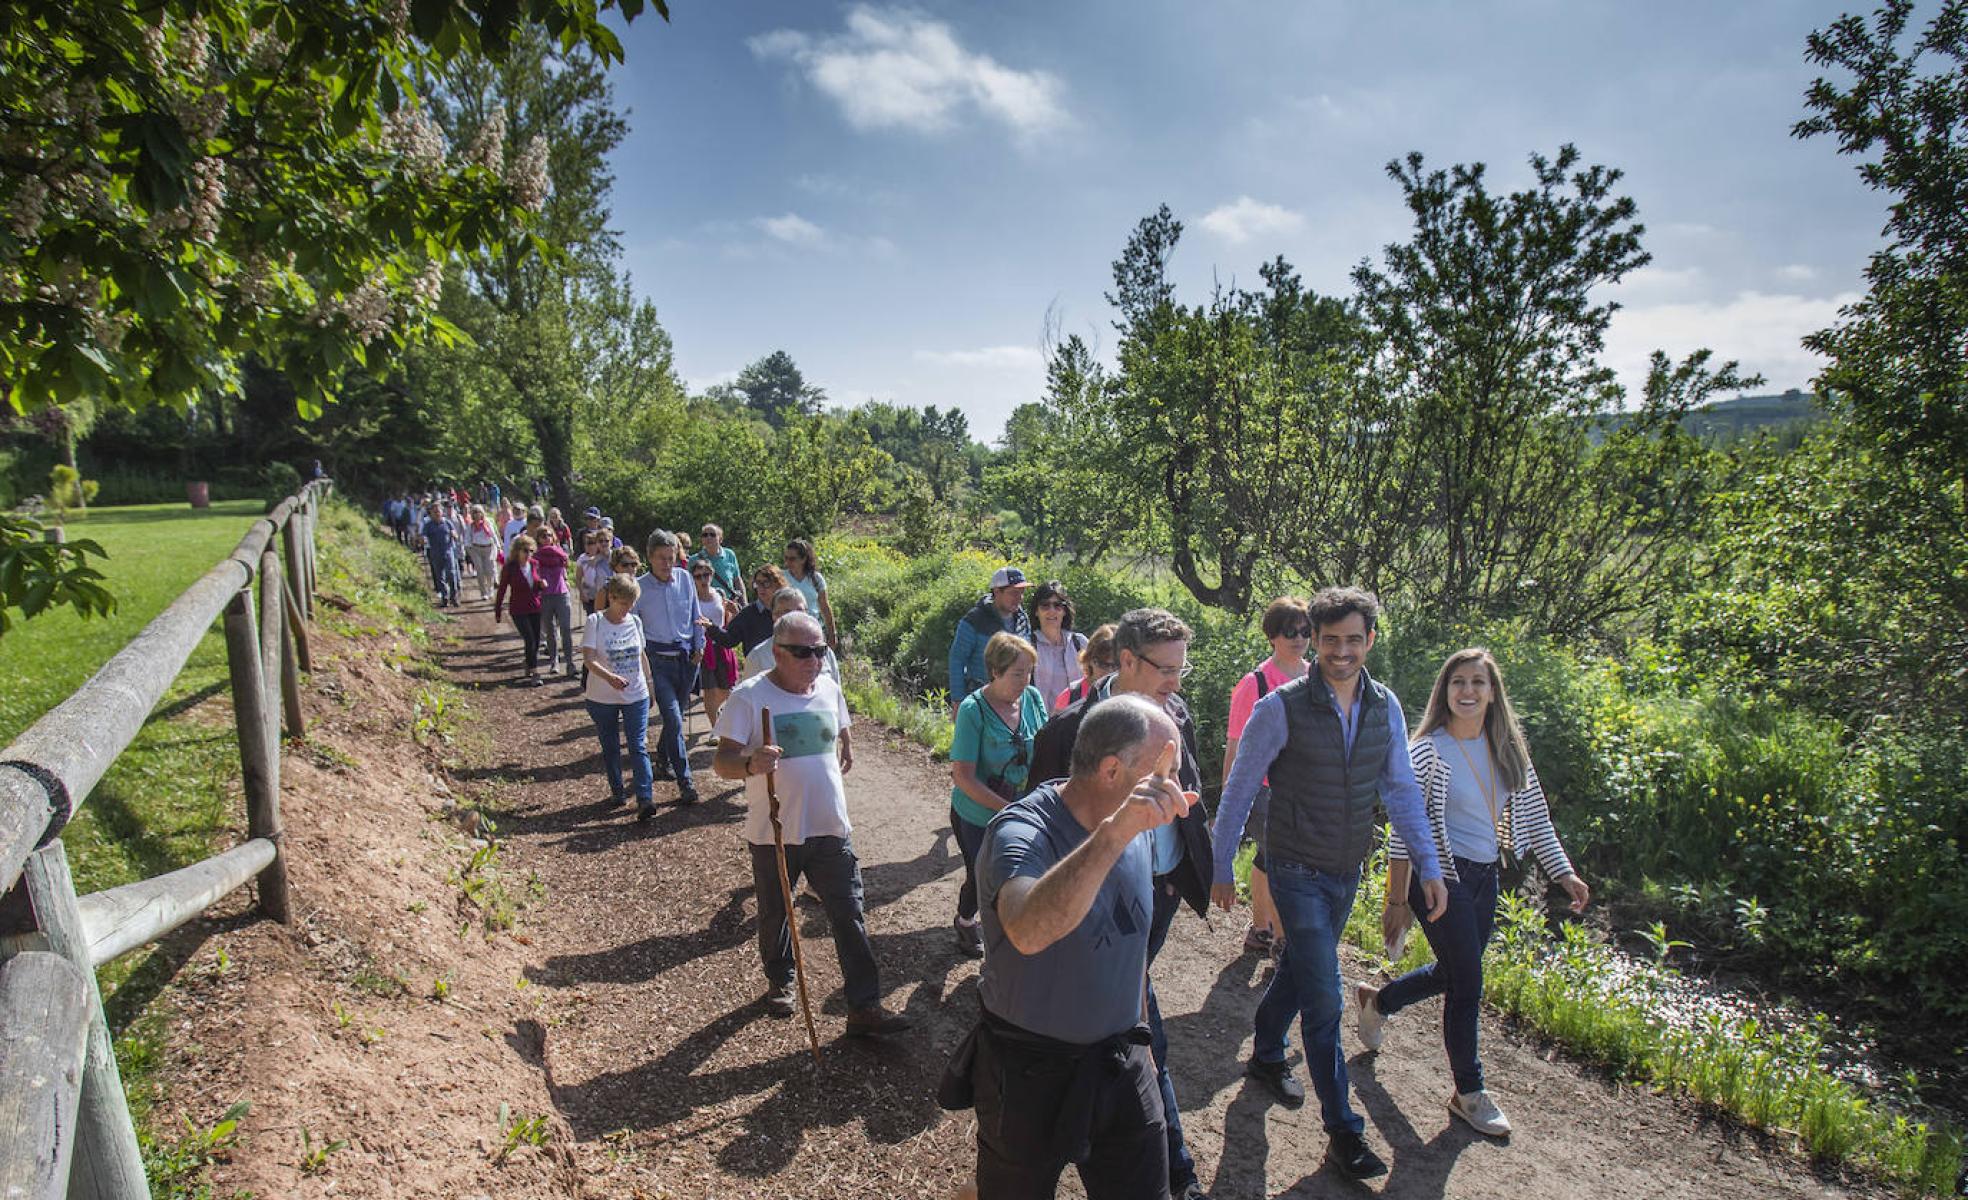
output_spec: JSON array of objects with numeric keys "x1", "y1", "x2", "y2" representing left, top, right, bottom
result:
[{"x1": 1386, "y1": 900, "x2": 1409, "y2": 909}]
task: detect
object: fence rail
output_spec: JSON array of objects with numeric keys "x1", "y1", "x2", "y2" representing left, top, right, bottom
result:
[{"x1": 0, "y1": 480, "x2": 330, "y2": 1198}]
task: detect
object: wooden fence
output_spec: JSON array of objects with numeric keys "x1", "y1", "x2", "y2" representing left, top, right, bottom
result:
[{"x1": 0, "y1": 480, "x2": 331, "y2": 1199}]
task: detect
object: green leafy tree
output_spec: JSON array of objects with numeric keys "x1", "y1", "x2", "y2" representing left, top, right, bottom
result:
[
  {"x1": 736, "y1": 350, "x2": 827, "y2": 429},
  {"x1": 1353, "y1": 146, "x2": 1754, "y2": 635},
  {"x1": 431, "y1": 24, "x2": 635, "y2": 507},
  {"x1": 1796, "y1": 0, "x2": 1968, "y2": 488}
]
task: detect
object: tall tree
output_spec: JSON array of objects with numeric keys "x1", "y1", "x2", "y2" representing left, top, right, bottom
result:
[
  {"x1": 736, "y1": 350, "x2": 826, "y2": 429},
  {"x1": 1796, "y1": 0, "x2": 1968, "y2": 493},
  {"x1": 432, "y1": 25, "x2": 631, "y2": 506},
  {"x1": 1353, "y1": 146, "x2": 1753, "y2": 635}
]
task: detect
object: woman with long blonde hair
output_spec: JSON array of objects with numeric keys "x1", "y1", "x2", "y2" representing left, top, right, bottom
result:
[{"x1": 1359, "y1": 648, "x2": 1590, "y2": 1139}]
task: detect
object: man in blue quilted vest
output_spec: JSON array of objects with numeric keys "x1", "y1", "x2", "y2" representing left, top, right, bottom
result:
[{"x1": 1210, "y1": 586, "x2": 1448, "y2": 1180}]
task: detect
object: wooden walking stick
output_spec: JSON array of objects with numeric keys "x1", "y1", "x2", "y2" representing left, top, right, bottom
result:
[{"x1": 760, "y1": 707, "x2": 823, "y2": 1065}]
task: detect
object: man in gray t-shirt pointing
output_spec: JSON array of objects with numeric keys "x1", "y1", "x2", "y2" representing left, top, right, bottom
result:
[{"x1": 969, "y1": 693, "x2": 1192, "y2": 1199}]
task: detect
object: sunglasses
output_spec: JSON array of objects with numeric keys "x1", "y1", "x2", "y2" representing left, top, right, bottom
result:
[
  {"x1": 775, "y1": 642, "x2": 827, "y2": 660},
  {"x1": 1280, "y1": 626, "x2": 1313, "y2": 639}
]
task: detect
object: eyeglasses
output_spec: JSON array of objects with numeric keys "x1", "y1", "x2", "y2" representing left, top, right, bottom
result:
[
  {"x1": 774, "y1": 642, "x2": 828, "y2": 660},
  {"x1": 1037, "y1": 600, "x2": 1067, "y2": 610},
  {"x1": 1133, "y1": 650, "x2": 1194, "y2": 679}
]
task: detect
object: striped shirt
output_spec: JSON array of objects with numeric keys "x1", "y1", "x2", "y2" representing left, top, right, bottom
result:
[{"x1": 1388, "y1": 737, "x2": 1576, "y2": 884}]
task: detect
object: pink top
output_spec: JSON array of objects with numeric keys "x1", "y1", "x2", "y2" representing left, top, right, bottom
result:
[
  {"x1": 533, "y1": 542, "x2": 570, "y2": 595},
  {"x1": 1227, "y1": 657, "x2": 1298, "y2": 741}
]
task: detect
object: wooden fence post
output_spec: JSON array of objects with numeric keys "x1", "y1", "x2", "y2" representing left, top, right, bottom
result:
[
  {"x1": 282, "y1": 569, "x2": 313, "y2": 673},
  {"x1": 0, "y1": 950, "x2": 92, "y2": 1200},
  {"x1": 224, "y1": 591, "x2": 289, "y2": 924},
  {"x1": 276, "y1": 581, "x2": 305, "y2": 737},
  {"x1": 282, "y1": 515, "x2": 311, "y2": 627},
  {"x1": 22, "y1": 843, "x2": 148, "y2": 1200}
]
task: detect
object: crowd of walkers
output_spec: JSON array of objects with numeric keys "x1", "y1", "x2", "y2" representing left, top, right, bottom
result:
[{"x1": 390, "y1": 493, "x2": 1591, "y2": 1200}]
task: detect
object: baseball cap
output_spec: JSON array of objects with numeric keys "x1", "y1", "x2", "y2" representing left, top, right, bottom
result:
[
  {"x1": 990, "y1": 567, "x2": 1028, "y2": 589},
  {"x1": 582, "y1": 506, "x2": 601, "y2": 519}
]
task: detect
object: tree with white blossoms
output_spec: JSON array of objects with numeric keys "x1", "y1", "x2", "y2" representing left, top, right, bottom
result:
[{"x1": 0, "y1": 0, "x2": 665, "y2": 635}]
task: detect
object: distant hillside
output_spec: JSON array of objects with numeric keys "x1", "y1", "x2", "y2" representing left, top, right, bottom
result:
[{"x1": 1683, "y1": 389, "x2": 1827, "y2": 442}]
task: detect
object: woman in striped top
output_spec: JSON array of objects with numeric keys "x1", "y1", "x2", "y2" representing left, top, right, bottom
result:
[{"x1": 1358, "y1": 648, "x2": 1591, "y2": 1139}]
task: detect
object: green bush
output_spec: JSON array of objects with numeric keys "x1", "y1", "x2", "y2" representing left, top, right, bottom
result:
[{"x1": 262, "y1": 461, "x2": 303, "y2": 510}]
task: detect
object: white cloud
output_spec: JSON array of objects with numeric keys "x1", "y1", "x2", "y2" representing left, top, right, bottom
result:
[
  {"x1": 1605, "y1": 289, "x2": 1859, "y2": 396},
  {"x1": 749, "y1": 6, "x2": 1066, "y2": 140},
  {"x1": 914, "y1": 345, "x2": 1044, "y2": 370},
  {"x1": 1776, "y1": 263, "x2": 1820, "y2": 283},
  {"x1": 1199, "y1": 196, "x2": 1305, "y2": 245},
  {"x1": 757, "y1": 213, "x2": 826, "y2": 246}
]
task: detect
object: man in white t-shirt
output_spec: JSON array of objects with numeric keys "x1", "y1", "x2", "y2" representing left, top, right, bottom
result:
[{"x1": 713, "y1": 612, "x2": 910, "y2": 1037}]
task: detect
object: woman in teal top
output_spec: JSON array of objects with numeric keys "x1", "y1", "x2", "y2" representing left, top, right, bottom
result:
[{"x1": 947, "y1": 631, "x2": 1046, "y2": 958}]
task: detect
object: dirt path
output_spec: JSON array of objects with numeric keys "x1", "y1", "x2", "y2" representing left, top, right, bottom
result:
[{"x1": 433, "y1": 595, "x2": 1871, "y2": 1200}]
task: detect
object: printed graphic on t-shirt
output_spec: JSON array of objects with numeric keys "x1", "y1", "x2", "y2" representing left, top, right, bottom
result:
[
  {"x1": 1092, "y1": 888, "x2": 1149, "y2": 951},
  {"x1": 772, "y1": 709, "x2": 838, "y2": 760},
  {"x1": 601, "y1": 623, "x2": 641, "y2": 677}
]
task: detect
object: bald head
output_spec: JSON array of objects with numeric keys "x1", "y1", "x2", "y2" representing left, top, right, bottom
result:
[{"x1": 1071, "y1": 692, "x2": 1177, "y2": 779}]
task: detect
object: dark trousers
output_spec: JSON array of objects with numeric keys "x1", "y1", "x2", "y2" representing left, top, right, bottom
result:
[
  {"x1": 747, "y1": 836, "x2": 880, "y2": 1010},
  {"x1": 586, "y1": 697, "x2": 652, "y2": 802},
  {"x1": 1146, "y1": 878, "x2": 1197, "y2": 1192},
  {"x1": 974, "y1": 1018, "x2": 1168, "y2": 1200},
  {"x1": 646, "y1": 652, "x2": 694, "y2": 785},
  {"x1": 952, "y1": 808, "x2": 987, "y2": 922},
  {"x1": 1377, "y1": 856, "x2": 1500, "y2": 1095},
  {"x1": 512, "y1": 612, "x2": 542, "y2": 673}
]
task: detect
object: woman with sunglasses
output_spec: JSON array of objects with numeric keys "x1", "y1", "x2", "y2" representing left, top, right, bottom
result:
[
  {"x1": 946, "y1": 632, "x2": 1046, "y2": 958},
  {"x1": 1027, "y1": 580, "x2": 1087, "y2": 714},
  {"x1": 781, "y1": 538, "x2": 838, "y2": 648},
  {"x1": 706, "y1": 565, "x2": 790, "y2": 659},
  {"x1": 1220, "y1": 596, "x2": 1313, "y2": 958},
  {"x1": 690, "y1": 559, "x2": 739, "y2": 725}
]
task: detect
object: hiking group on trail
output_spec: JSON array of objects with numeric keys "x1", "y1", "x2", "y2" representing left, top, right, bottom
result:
[{"x1": 390, "y1": 497, "x2": 1592, "y2": 1200}]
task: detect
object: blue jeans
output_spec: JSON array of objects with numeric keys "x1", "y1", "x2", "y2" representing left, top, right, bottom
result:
[
  {"x1": 1377, "y1": 856, "x2": 1499, "y2": 1095},
  {"x1": 1146, "y1": 878, "x2": 1198, "y2": 1192},
  {"x1": 586, "y1": 697, "x2": 652, "y2": 802},
  {"x1": 1254, "y1": 860, "x2": 1364, "y2": 1135},
  {"x1": 646, "y1": 652, "x2": 695, "y2": 786}
]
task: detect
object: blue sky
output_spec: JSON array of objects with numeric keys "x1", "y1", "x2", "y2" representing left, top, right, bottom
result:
[{"x1": 605, "y1": 1, "x2": 1886, "y2": 443}]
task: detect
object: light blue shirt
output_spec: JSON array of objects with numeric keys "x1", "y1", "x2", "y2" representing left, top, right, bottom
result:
[{"x1": 628, "y1": 569, "x2": 704, "y2": 655}]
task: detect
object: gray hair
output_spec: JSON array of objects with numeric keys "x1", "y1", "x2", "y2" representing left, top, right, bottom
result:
[
  {"x1": 645, "y1": 528, "x2": 680, "y2": 555},
  {"x1": 527, "y1": 504, "x2": 545, "y2": 522},
  {"x1": 773, "y1": 611, "x2": 823, "y2": 642},
  {"x1": 1070, "y1": 693, "x2": 1175, "y2": 779},
  {"x1": 770, "y1": 586, "x2": 809, "y2": 615},
  {"x1": 1113, "y1": 607, "x2": 1193, "y2": 658}
]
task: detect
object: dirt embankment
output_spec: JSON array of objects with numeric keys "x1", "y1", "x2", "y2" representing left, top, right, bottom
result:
[{"x1": 143, "y1": 592, "x2": 1879, "y2": 1199}]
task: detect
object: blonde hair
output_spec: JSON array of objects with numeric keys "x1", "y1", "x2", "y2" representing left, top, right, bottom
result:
[
  {"x1": 511, "y1": 534, "x2": 537, "y2": 556},
  {"x1": 1413, "y1": 648, "x2": 1531, "y2": 793},
  {"x1": 985, "y1": 632, "x2": 1037, "y2": 678},
  {"x1": 609, "y1": 547, "x2": 641, "y2": 573},
  {"x1": 601, "y1": 573, "x2": 641, "y2": 605}
]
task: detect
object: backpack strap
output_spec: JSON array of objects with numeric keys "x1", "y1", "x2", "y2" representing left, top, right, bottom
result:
[{"x1": 1249, "y1": 668, "x2": 1272, "y2": 701}]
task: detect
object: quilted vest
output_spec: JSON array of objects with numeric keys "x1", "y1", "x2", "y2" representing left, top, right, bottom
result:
[{"x1": 1264, "y1": 667, "x2": 1395, "y2": 877}]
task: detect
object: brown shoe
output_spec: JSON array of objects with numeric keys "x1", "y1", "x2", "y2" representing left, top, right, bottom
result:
[{"x1": 845, "y1": 1005, "x2": 912, "y2": 1037}]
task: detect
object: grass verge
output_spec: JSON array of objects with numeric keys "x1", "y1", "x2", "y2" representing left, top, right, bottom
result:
[
  {"x1": 839, "y1": 654, "x2": 955, "y2": 757},
  {"x1": 1280, "y1": 843, "x2": 1964, "y2": 1196}
]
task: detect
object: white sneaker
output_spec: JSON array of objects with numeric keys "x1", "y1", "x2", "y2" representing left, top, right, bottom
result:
[
  {"x1": 1448, "y1": 1089, "x2": 1512, "y2": 1137},
  {"x1": 1355, "y1": 981, "x2": 1386, "y2": 1051}
]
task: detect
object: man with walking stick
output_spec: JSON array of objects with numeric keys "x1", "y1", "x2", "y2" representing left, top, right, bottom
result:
[{"x1": 713, "y1": 612, "x2": 912, "y2": 1037}]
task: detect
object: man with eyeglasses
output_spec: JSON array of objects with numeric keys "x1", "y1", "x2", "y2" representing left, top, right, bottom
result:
[
  {"x1": 712, "y1": 611, "x2": 912, "y2": 1037},
  {"x1": 1027, "y1": 607, "x2": 1215, "y2": 1200},
  {"x1": 1210, "y1": 586, "x2": 1447, "y2": 1181}
]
